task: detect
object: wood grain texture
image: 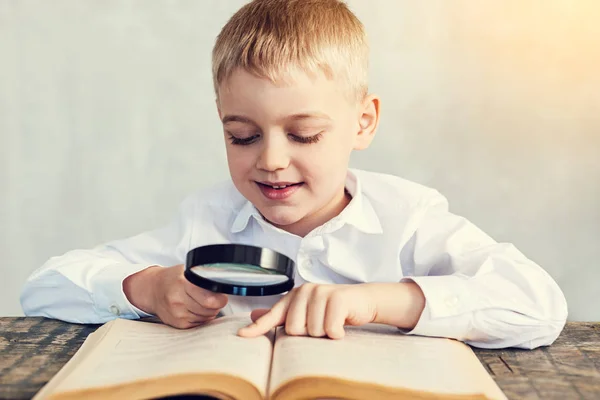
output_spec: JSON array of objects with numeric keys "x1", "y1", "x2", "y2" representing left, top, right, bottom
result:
[
  {"x1": 475, "y1": 322, "x2": 600, "y2": 399},
  {"x1": 0, "y1": 318, "x2": 98, "y2": 400},
  {"x1": 1, "y1": 318, "x2": 599, "y2": 400}
]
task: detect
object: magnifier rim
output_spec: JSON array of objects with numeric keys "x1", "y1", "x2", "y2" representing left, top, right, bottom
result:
[
  {"x1": 184, "y1": 244, "x2": 295, "y2": 296},
  {"x1": 184, "y1": 268, "x2": 294, "y2": 296}
]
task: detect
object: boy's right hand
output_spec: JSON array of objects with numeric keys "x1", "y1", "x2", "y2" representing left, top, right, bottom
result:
[{"x1": 123, "y1": 264, "x2": 228, "y2": 329}]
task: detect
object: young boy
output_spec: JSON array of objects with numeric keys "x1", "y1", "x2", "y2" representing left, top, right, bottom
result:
[{"x1": 21, "y1": 0, "x2": 567, "y2": 349}]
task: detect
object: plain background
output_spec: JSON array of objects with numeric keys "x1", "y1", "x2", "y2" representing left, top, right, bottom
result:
[{"x1": 1, "y1": 0, "x2": 598, "y2": 320}]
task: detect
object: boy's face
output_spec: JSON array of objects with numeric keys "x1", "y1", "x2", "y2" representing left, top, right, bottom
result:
[{"x1": 217, "y1": 69, "x2": 379, "y2": 237}]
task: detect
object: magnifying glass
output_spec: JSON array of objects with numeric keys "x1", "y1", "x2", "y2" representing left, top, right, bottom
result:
[{"x1": 183, "y1": 244, "x2": 295, "y2": 296}]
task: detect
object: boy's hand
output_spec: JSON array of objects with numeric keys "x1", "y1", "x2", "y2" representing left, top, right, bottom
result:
[
  {"x1": 123, "y1": 264, "x2": 228, "y2": 329},
  {"x1": 238, "y1": 283, "x2": 376, "y2": 339},
  {"x1": 237, "y1": 282, "x2": 425, "y2": 339}
]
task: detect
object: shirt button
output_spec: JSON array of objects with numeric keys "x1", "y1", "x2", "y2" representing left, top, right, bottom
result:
[
  {"x1": 445, "y1": 296, "x2": 459, "y2": 308},
  {"x1": 109, "y1": 305, "x2": 121, "y2": 316}
]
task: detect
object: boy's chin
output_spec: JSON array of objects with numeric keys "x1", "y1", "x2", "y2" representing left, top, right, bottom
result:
[
  {"x1": 259, "y1": 208, "x2": 306, "y2": 229},
  {"x1": 262, "y1": 212, "x2": 302, "y2": 228}
]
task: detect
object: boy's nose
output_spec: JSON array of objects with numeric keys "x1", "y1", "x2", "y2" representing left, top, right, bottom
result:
[{"x1": 256, "y1": 140, "x2": 290, "y2": 172}]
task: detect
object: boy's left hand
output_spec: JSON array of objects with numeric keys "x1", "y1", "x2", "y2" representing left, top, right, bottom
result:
[
  {"x1": 238, "y1": 283, "x2": 376, "y2": 339},
  {"x1": 237, "y1": 282, "x2": 425, "y2": 339}
]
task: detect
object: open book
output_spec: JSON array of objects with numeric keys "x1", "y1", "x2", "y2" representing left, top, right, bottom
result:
[{"x1": 34, "y1": 315, "x2": 506, "y2": 400}]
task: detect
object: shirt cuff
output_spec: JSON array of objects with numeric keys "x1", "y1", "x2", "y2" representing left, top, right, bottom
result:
[
  {"x1": 400, "y1": 275, "x2": 474, "y2": 340},
  {"x1": 131, "y1": 303, "x2": 155, "y2": 318},
  {"x1": 90, "y1": 263, "x2": 157, "y2": 320}
]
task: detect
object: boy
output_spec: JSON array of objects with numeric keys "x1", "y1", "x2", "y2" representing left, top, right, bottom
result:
[{"x1": 21, "y1": 0, "x2": 567, "y2": 349}]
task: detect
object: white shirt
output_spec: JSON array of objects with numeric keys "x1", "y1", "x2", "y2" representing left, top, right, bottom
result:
[{"x1": 20, "y1": 169, "x2": 568, "y2": 349}]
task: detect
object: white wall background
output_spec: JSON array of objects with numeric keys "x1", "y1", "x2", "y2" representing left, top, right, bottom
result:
[{"x1": 1, "y1": 0, "x2": 599, "y2": 320}]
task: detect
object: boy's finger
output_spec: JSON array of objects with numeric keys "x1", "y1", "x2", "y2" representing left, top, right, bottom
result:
[
  {"x1": 238, "y1": 295, "x2": 292, "y2": 337},
  {"x1": 185, "y1": 282, "x2": 228, "y2": 310},
  {"x1": 238, "y1": 308, "x2": 284, "y2": 337},
  {"x1": 307, "y1": 292, "x2": 328, "y2": 337},
  {"x1": 324, "y1": 295, "x2": 348, "y2": 339},
  {"x1": 250, "y1": 308, "x2": 270, "y2": 322},
  {"x1": 285, "y1": 286, "x2": 311, "y2": 336},
  {"x1": 184, "y1": 293, "x2": 222, "y2": 317}
]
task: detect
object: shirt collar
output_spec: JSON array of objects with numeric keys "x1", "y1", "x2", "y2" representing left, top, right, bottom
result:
[
  {"x1": 230, "y1": 169, "x2": 383, "y2": 235},
  {"x1": 230, "y1": 198, "x2": 262, "y2": 234},
  {"x1": 338, "y1": 169, "x2": 383, "y2": 234}
]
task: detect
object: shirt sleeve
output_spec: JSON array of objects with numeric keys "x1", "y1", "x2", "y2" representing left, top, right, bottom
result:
[
  {"x1": 20, "y1": 195, "x2": 197, "y2": 324},
  {"x1": 400, "y1": 190, "x2": 568, "y2": 349}
]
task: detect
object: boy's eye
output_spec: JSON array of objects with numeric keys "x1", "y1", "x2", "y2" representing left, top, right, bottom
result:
[
  {"x1": 226, "y1": 132, "x2": 323, "y2": 146},
  {"x1": 289, "y1": 132, "x2": 323, "y2": 144},
  {"x1": 228, "y1": 134, "x2": 259, "y2": 146}
]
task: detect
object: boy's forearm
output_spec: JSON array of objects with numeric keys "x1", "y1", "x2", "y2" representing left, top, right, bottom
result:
[
  {"x1": 123, "y1": 266, "x2": 161, "y2": 315},
  {"x1": 369, "y1": 282, "x2": 426, "y2": 330}
]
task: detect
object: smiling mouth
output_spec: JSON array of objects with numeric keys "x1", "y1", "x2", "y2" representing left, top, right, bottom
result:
[
  {"x1": 255, "y1": 181, "x2": 304, "y2": 200},
  {"x1": 256, "y1": 182, "x2": 303, "y2": 190}
]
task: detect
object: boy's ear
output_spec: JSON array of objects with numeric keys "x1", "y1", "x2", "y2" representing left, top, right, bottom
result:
[{"x1": 354, "y1": 94, "x2": 381, "y2": 150}]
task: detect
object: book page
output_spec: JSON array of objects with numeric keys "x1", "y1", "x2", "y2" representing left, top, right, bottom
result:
[
  {"x1": 50, "y1": 315, "x2": 273, "y2": 397},
  {"x1": 269, "y1": 324, "x2": 506, "y2": 399}
]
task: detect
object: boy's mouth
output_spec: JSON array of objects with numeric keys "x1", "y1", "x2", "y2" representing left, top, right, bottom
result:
[
  {"x1": 255, "y1": 181, "x2": 304, "y2": 200},
  {"x1": 257, "y1": 181, "x2": 302, "y2": 189}
]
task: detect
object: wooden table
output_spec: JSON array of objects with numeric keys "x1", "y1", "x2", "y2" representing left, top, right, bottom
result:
[{"x1": 1, "y1": 318, "x2": 599, "y2": 400}]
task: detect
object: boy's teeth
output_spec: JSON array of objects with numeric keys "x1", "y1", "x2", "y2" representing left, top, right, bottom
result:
[{"x1": 273, "y1": 185, "x2": 287, "y2": 189}]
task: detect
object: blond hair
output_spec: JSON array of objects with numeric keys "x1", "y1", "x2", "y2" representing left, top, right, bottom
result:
[{"x1": 212, "y1": 0, "x2": 369, "y2": 102}]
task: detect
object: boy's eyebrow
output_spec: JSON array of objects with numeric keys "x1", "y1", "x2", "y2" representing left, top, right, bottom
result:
[
  {"x1": 221, "y1": 112, "x2": 332, "y2": 125},
  {"x1": 221, "y1": 115, "x2": 257, "y2": 125},
  {"x1": 285, "y1": 112, "x2": 333, "y2": 122}
]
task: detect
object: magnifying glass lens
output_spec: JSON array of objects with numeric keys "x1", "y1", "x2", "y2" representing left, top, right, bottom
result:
[
  {"x1": 184, "y1": 244, "x2": 295, "y2": 296},
  {"x1": 190, "y1": 263, "x2": 290, "y2": 286}
]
